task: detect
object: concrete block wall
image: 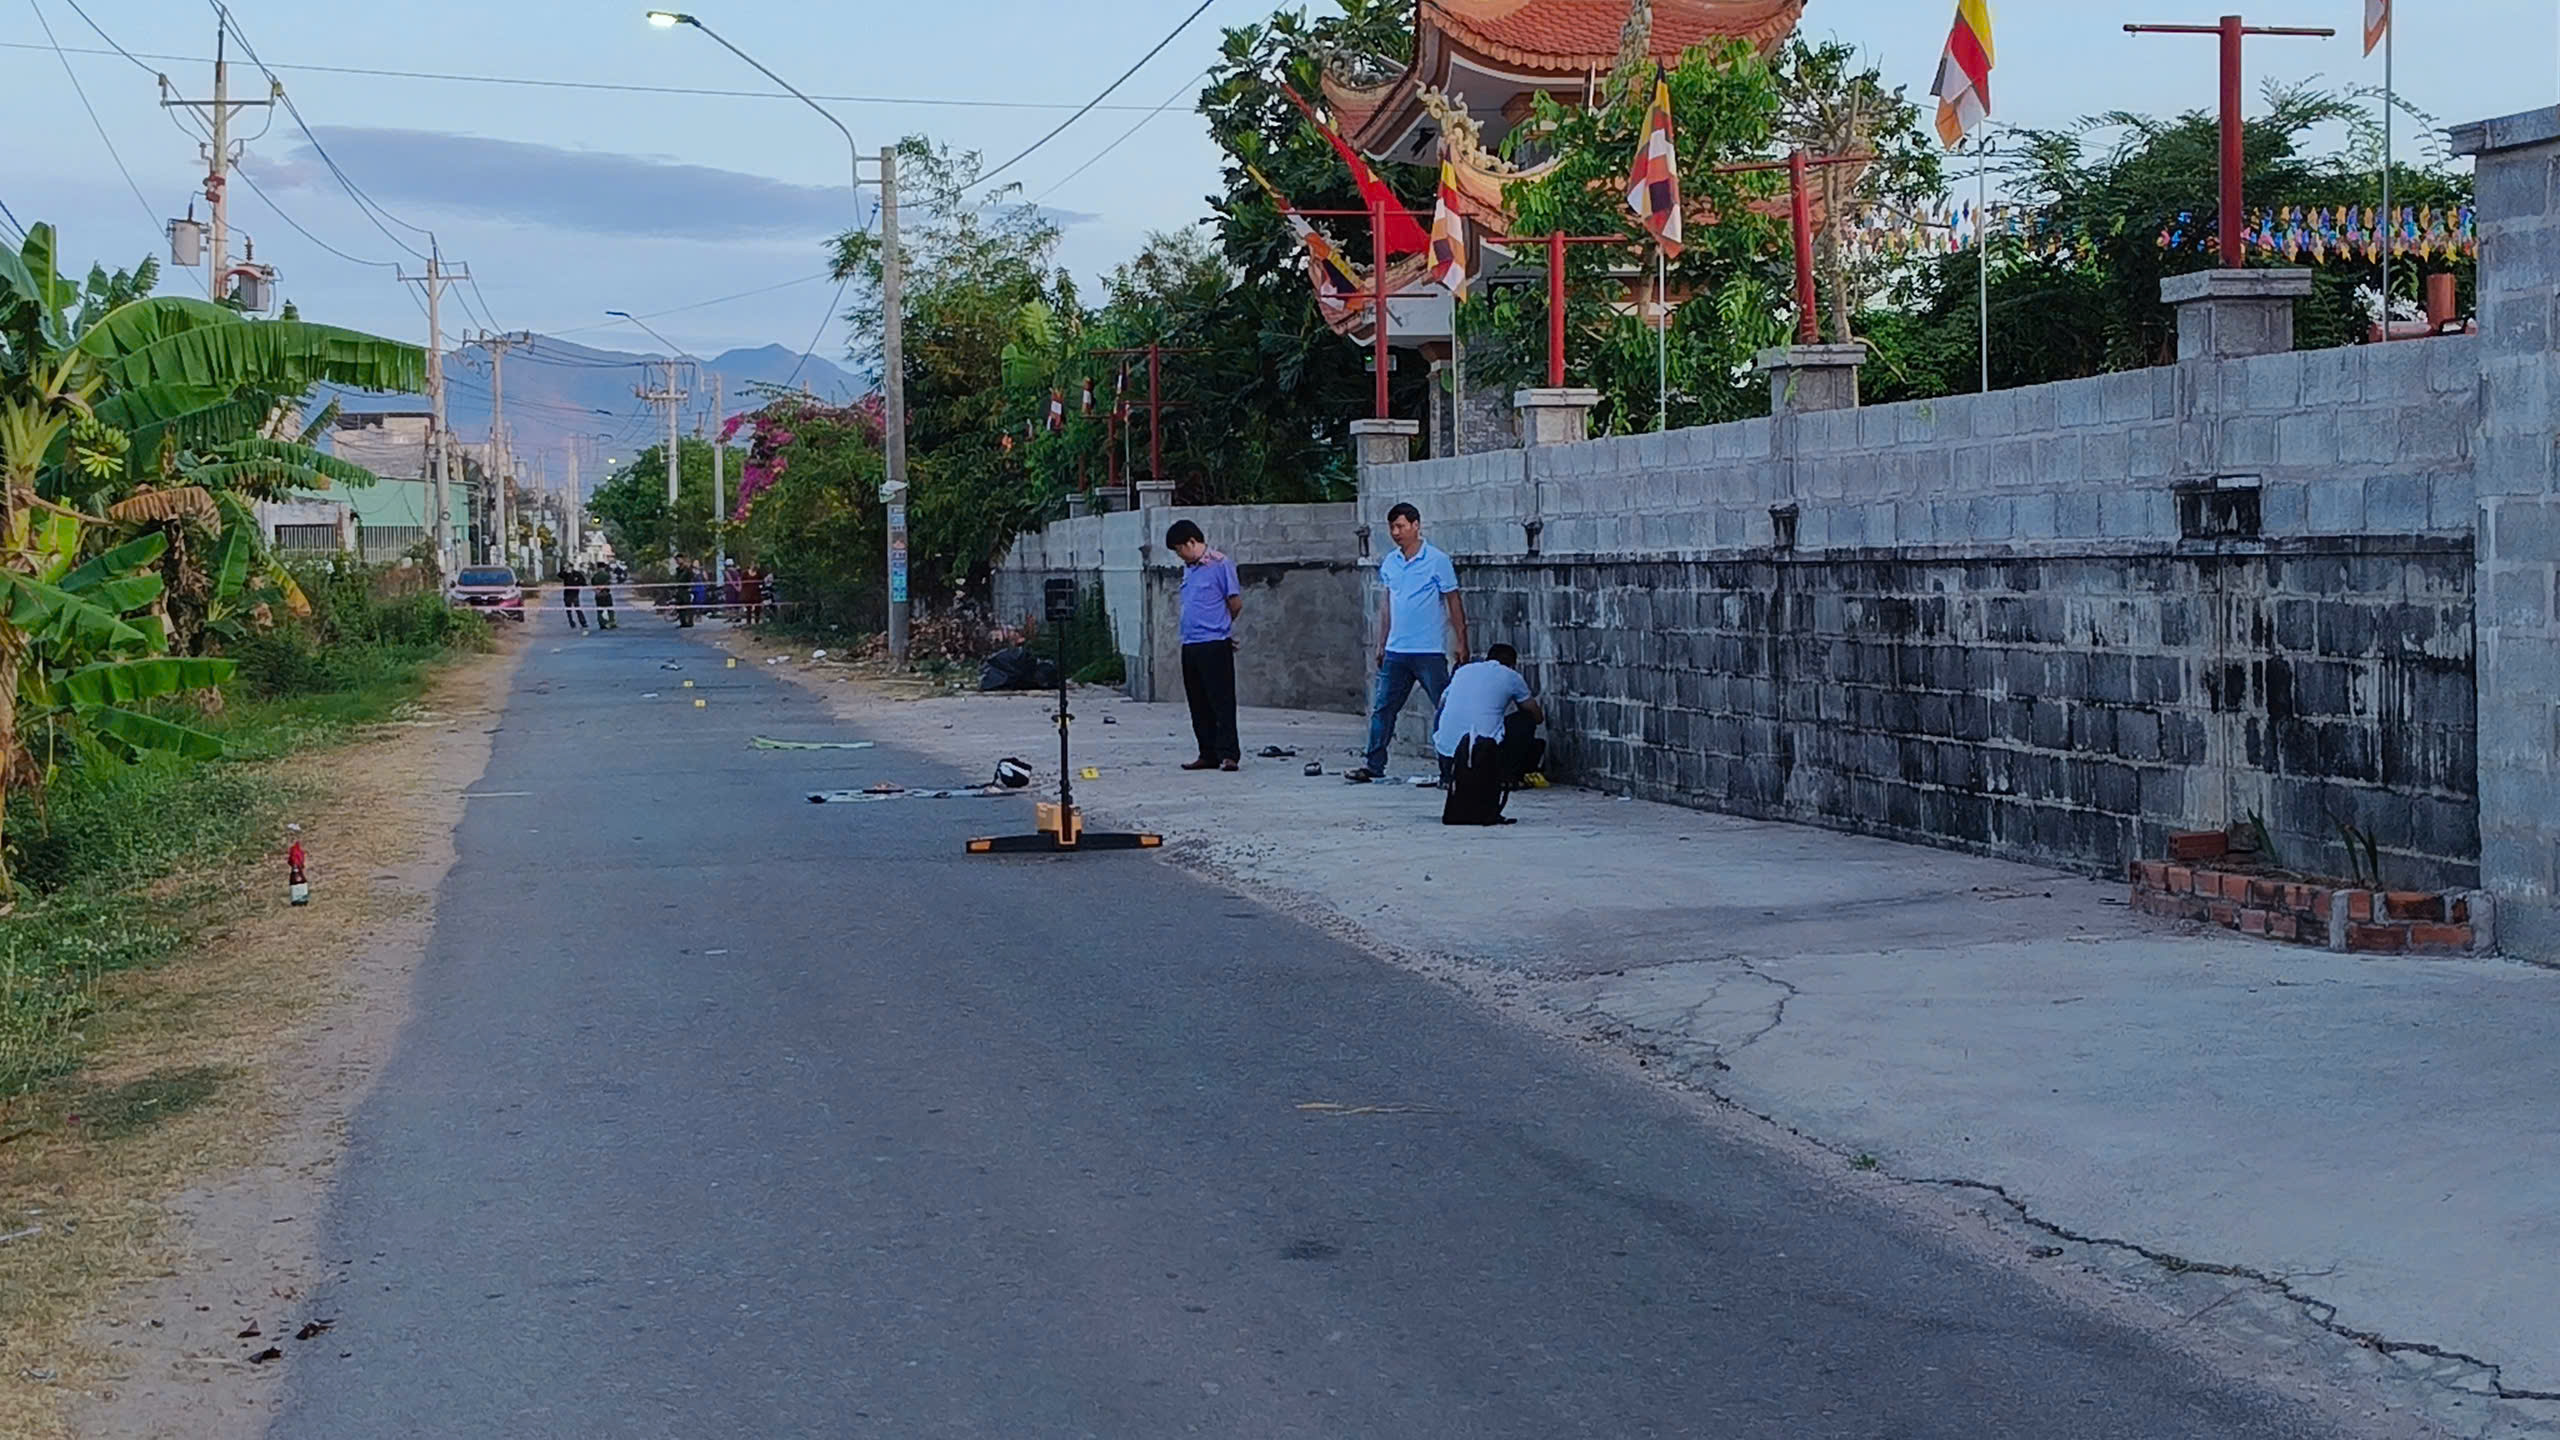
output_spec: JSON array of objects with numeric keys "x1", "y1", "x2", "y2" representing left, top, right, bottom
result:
[
  {"x1": 995, "y1": 503, "x2": 1366, "y2": 712},
  {"x1": 1355, "y1": 330, "x2": 2487, "y2": 885},
  {"x1": 2456, "y1": 105, "x2": 2560, "y2": 955}
]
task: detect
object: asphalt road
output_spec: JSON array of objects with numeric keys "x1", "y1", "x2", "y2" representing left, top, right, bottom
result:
[{"x1": 272, "y1": 624, "x2": 2343, "y2": 1439}]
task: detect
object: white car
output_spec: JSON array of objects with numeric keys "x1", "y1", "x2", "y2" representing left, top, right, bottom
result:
[{"x1": 445, "y1": 566, "x2": 525, "y2": 622}]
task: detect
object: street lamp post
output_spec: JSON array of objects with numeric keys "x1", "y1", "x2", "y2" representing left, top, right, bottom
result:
[{"x1": 646, "y1": 9, "x2": 905, "y2": 661}]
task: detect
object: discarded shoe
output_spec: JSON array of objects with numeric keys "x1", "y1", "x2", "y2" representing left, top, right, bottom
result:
[
  {"x1": 1256, "y1": 745, "x2": 1298, "y2": 759},
  {"x1": 1303, "y1": 761, "x2": 1323, "y2": 777},
  {"x1": 1343, "y1": 769, "x2": 1375, "y2": 784}
]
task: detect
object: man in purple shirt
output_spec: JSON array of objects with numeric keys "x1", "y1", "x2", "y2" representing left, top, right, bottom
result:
[{"x1": 1167, "y1": 519, "x2": 1244, "y2": 771}]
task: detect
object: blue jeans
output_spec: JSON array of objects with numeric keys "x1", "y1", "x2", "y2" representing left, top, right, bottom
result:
[{"x1": 1365, "y1": 652, "x2": 1451, "y2": 776}]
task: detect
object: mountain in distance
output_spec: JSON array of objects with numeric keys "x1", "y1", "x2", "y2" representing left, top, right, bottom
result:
[{"x1": 326, "y1": 336, "x2": 869, "y2": 495}]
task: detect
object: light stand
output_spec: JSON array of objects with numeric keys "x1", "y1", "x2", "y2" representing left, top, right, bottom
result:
[{"x1": 967, "y1": 578, "x2": 1161, "y2": 855}]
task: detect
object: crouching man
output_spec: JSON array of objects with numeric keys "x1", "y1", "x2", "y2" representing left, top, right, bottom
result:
[{"x1": 1434, "y1": 644, "x2": 1544, "y2": 826}]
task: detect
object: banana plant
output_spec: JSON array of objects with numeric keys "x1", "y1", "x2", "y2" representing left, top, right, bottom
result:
[
  {"x1": 0, "y1": 221, "x2": 419, "y2": 897},
  {"x1": 12, "y1": 529, "x2": 231, "y2": 773}
]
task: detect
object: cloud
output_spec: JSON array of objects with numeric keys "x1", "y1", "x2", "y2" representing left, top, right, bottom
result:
[{"x1": 242, "y1": 127, "x2": 867, "y2": 241}]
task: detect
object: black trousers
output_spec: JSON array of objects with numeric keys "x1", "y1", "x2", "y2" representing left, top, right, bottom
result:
[
  {"x1": 1181, "y1": 641, "x2": 1241, "y2": 763},
  {"x1": 1501, "y1": 711, "x2": 1546, "y2": 784}
]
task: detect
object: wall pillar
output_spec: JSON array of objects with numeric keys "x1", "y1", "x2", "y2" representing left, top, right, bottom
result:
[
  {"x1": 1349, "y1": 418, "x2": 1421, "y2": 475},
  {"x1": 2160, "y1": 269, "x2": 2316, "y2": 362},
  {"x1": 2454, "y1": 105, "x2": 2560, "y2": 955},
  {"x1": 1512, "y1": 388, "x2": 1599, "y2": 446},
  {"x1": 1755, "y1": 343, "x2": 1869, "y2": 415}
]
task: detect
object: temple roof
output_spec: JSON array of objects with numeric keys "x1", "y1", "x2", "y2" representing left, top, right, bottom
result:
[
  {"x1": 1433, "y1": 0, "x2": 1805, "y2": 73},
  {"x1": 1322, "y1": 0, "x2": 1808, "y2": 163}
]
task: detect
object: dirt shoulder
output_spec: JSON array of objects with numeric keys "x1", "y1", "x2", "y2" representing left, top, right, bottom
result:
[{"x1": 0, "y1": 639, "x2": 520, "y2": 1440}]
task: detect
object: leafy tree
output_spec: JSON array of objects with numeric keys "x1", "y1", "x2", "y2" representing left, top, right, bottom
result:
[
  {"x1": 587, "y1": 437, "x2": 729, "y2": 567},
  {"x1": 0, "y1": 222, "x2": 419, "y2": 894},
  {"x1": 1860, "y1": 83, "x2": 2474, "y2": 399},
  {"x1": 728, "y1": 395, "x2": 888, "y2": 629}
]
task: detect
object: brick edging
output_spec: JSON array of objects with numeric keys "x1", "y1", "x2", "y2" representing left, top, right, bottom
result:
[{"x1": 2129, "y1": 861, "x2": 2494, "y2": 955}]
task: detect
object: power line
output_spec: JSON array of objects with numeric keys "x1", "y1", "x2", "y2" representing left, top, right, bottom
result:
[
  {"x1": 24, "y1": 0, "x2": 204, "y2": 292},
  {"x1": 977, "y1": 0, "x2": 1224, "y2": 186},
  {"x1": 539, "y1": 273, "x2": 832, "y2": 338},
  {"x1": 212, "y1": 3, "x2": 437, "y2": 262},
  {"x1": 232, "y1": 154, "x2": 398, "y2": 270},
  {"x1": 783, "y1": 274, "x2": 854, "y2": 392},
  {"x1": 0, "y1": 40, "x2": 1196, "y2": 113},
  {"x1": 0, "y1": 197, "x2": 25, "y2": 241},
  {"x1": 59, "y1": 0, "x2": 156, "y2": 75},
  {"x1": 1032, "y1": 66, "x2": 1212, "y2": 204}
]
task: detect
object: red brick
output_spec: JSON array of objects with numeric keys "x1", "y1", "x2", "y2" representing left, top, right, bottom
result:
[
  {"x1": 2168, "y1": 830, "x2": 2229, "y2": 862},
  {"x1": 2347, "y1": 891, "x2": 2375, "y2": 923},
  {"x1": 2127, "y1": 860, "x2": 2145, "y2": 882},
  {"x1": 2409, "y1": 923, "x2": 2474, "y2": 953},
  {"x1": 2139, "y1": 861, "x2": 2171, "y2": 892},
  {"x1": 2384, "y1": 891, "x2": 2444, "y2": 922},
  {"x1": 2348, "y1": 923, "x2": 2409, "y2": 954},
  {"x1": 2448, "y1": 896, "x2": 2471, "y2": 925},
  {"x1": 2221, "y1": 873, "x2": 2253, "y2": 902},
  {"x1": 2297, "y1": 887, "x2": 2333, "y2": 920},
  {"x1": 2165, "y1": 866, "x2": 2194, "y2": 895},
  {"x1": 2248, "y1": 879, "x2": 2288, "y2": 909},
  {"x1": 2239, "y1": 908, "x2": 2271, "y2": 936},
  {"x1": 2267, "y1": 912, "x2": 2301, "y2": 942},
  {"x1": 2207, "y1": 901, "x2": 2242, "y2": 928}
]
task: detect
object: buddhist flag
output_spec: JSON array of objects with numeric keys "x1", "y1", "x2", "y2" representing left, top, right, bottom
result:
[
  {"x1": 1080, "y1": 378, "x2": 1094, "y2": 414},
  {"x1": 1048, "y1": 389, "x2": 1064, "y2": 432},
  {"x1": 1626, "y1": 68, "x2": 1683, "y2": 259},
  {"x1": 1428, "y1": 159, "x2": 1470, "y2": 298},
  {"x1": 1250, "y1": 163, "x2": 1367, "y2": 310},
  {"x1": 2364, "y1": 0, "x2": 2389, "y2": 56},
  {"x1": 1278, "y1": 82, "x2": 1429, "y2": 256},
  {"x1": 1932, "y1": 0, "x2": 1995, "y2": 148}
]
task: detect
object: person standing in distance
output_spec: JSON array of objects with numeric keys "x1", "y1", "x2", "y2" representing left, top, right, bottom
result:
[
  {"x1": 1347, "y1": 502, "x2": 1466, "y2": 784},
  {"x1": 559, "y1": 562, "x2": 588, "y2": 632},
  {"x1": 1167, "y1": 519, "x2": 1244, "y2": 773}
]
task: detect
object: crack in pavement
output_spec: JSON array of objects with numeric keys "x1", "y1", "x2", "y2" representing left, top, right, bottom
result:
[{"x1": 1560, "y1": 982, "x2": 2560, "y2": 1424}]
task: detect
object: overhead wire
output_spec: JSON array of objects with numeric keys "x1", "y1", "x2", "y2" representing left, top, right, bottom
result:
[
  {"x1": 24, "y1": 0, "x2": 205, "y2": 291},
  {"x1": 0, "y1": 40, "x2": 1190, "y2": 113},
  {"x1": 1032, "y1": 66, "x2": 1213, "y2": 204},
  {"x1": 537, "y1": 272, "x2": 833, "y2": 338},
  {"x1": 0, "y1": 197, "x2": 26, "y2": 242},
  {"x1": 976, "y1": 0, "x2": 1223, "y2": 186},
  {"x1": 210, "y1": 2, "x2": 436, "y2": 262}
]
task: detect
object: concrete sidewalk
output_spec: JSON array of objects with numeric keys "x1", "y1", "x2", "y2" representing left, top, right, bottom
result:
[{"x1": 740, "y1": 639, "x2": 2560, "y2": 1435}]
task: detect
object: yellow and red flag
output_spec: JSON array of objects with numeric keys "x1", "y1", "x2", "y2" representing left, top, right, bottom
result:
[
  {"x1": 1625, "y1": 68, "x2": 1683, "y2": 259},
  {"x1": 1932, "y1": 0, "x2": 1995, "y2": 148},
  {"x1": 1428, "y1": 159, "x2": 1470, "y2": 298},
  {"x1": 2364, "y1": 0, "x2": 2389, "y2": 56},
  {"x1": 1246, "y1": 163, "x2": 1368, "y2": 315}
]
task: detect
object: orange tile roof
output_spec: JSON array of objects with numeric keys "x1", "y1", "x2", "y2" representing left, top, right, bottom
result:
[{"x1": 1430, "y1": 0, "x2": 1806, "y2": 73}]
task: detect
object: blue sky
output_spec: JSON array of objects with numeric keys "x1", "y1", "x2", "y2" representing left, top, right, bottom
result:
[{"x1": 5, "y1": 0, "x2": 2555, "y2": 371}]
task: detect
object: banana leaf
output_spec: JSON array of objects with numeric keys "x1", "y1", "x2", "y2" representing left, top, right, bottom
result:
[
  {"x1": 211, "y1": 492, "x2": 255, "y2": 603},
  {"x1": 87, "y1": 573, "x2": 165, "y2": 615},
  {"x1": 57, "y1": 656, "x2": 236, "y2": 708},
  {"x1": 58, "y1": 530, "x2": 169, "y2": 594},
  {"x1": 92, "y1": 317, "x2": 427, "y2": 399},
  {"x1": 74, "y1": 295, "x2": 242, "y2": 364},
  {"x1": 0, "y1": 572, "x2": 154, "y2": 655},
  {"x1": 0, "y1": 230, "x2": 68, "y2": 350},
  {"x1": 108, "y1": 486, "x2": 220, "y2": 527},
  {"x1": 79, "y1": 704, "x2": 227, "y2": 762},
  {"x1": 91, "y1": 384, "x2": 248, "y2": 435},
  {"x1": 210, "y1": 437, "x2": 380, "y2": 489}
]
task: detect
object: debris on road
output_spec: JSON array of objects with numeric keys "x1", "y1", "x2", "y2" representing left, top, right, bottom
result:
[
  {"x1": 807, "y1": 786, "x2": 1017, "y2": 805},
  {"x1": 750, "y1": 737, "x2": 878, "y2": 751}
]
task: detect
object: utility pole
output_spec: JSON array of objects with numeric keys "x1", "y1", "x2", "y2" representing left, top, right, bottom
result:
[
  {"x1": 564, "y1": 449, "x2": 581, "y2": 571},
  {"x1": 710, "y1": 371, "x2": 726, "y2": 589},
  {"x1": 471, "y1": 331, "x2": 531, "y2": 574},
  {"x1": 399, "y1": 248, "x2": 469, "y2": 578},
  {"x1": 881, "y1": 145, "x2": 910, "y2": 665},
  {"x1": 160, "y1": 17, "x2": 277, "y2": 302},
  {"x1": 635, "y1": 362, "x2": 689, "y2": 562}
]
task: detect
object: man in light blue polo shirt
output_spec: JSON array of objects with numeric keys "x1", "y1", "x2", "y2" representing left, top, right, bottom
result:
[{"x1": 1347, "y1": 501, "x2": 1468, "y2": 783}]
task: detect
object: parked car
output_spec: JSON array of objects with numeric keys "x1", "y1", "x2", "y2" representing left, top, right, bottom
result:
[{"x1": 446, "y1": 566, "x2": 524, "y2": 622}]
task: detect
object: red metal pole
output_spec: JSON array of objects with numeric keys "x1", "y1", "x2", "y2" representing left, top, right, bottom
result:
[
  {"x1": 1547, "y1": 230, "x2": 1566, "y2": 387},
  {"x1": 1790, "y1": 149, "x2": 1819, "y2": 345},
  {"x1": 1147, "y1": 345, "x2": 1164, "y2": 488},
  {"x1": 1372, "y1": 198, "x2": 1392, "y2": 419},
  {"x1": 2218, "y1": 15, "x2": 2244, "y2": 267}
]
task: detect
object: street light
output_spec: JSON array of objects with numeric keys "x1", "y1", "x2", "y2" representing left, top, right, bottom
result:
[{"x1": 644, "y1": 6, "x2": 909, "y2": 662}]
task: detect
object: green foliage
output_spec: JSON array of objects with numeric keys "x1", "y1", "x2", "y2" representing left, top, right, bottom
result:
[
  {"x1": 731, "y1": 396, "x2": 888, "y2": 630},
  {"x1": 588, "y1": 437, "x2": 729, "y2": 567},
  {"x1": 1862, "y1": 83, "x2": 2475, "y2": 399}
]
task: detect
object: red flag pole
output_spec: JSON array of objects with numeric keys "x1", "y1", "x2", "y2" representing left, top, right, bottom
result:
[
  {"x1": 1547, "y1": 231, "x2": 1567, "y2": 387},
  {"x1": 2125, "y1": 17, "x2": 2334, "y2": 269},
  {"x1": 1373, "y1": 196, "x2": 1392, "y2": 419},
  {"x1": 1789, "y1": 149, "x2": 1819, "y2": 344}
]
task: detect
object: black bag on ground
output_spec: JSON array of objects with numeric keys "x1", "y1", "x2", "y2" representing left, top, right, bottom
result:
[
  {"x1": 980, "y1": 646, "x2": 1036, "y2": 691},
  {"x1": 1442, "y1": 737, "x2": 1510, "y2": 826}
]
